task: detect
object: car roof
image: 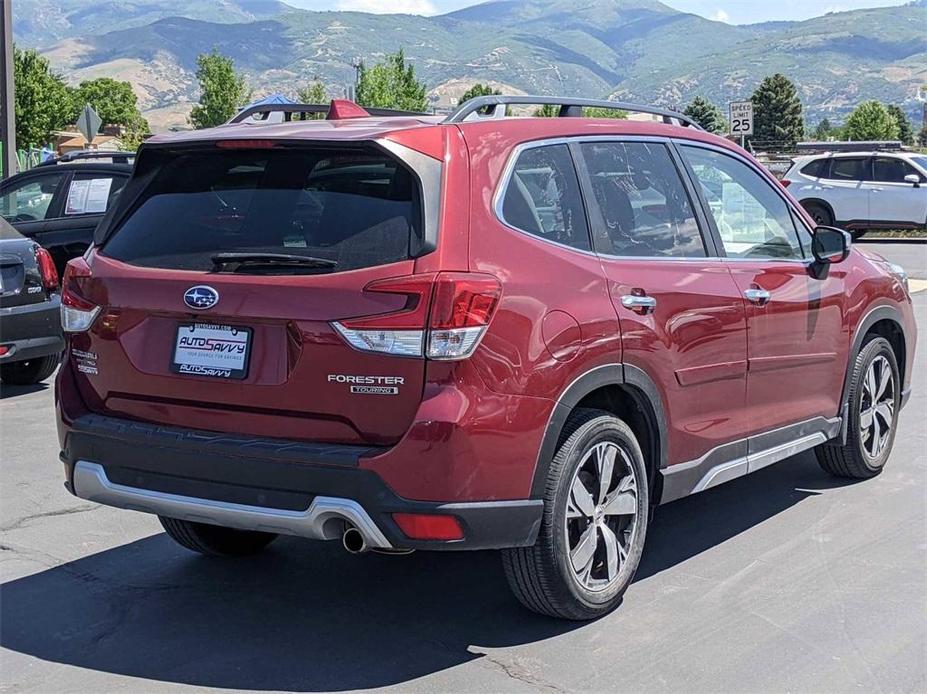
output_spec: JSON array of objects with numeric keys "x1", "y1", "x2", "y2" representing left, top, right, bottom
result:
[{"x1": 145, "y1": 114, "x2": 730, "y2": 151}]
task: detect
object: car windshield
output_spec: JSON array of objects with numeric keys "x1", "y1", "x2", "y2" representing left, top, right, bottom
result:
[{"x1": 909, "y1": 156, "x2": 927, "y2": 173}]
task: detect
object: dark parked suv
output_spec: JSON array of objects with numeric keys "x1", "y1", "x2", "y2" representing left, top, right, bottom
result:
[{"x1": 56, "y1": 97, "x2": 916, "y2": 619}]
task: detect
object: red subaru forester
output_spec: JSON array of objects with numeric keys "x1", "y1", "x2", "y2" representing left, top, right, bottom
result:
[{"x1": 56, "y1": 97, "x2": 916, "y2": 619}]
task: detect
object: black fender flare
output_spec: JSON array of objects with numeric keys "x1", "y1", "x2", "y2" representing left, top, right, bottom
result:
[
  {"x1": 529, "y1": 363, "x2": 669, "y2": 498},
  {"x1": 838, "y1": 304, "x2": 908, "y2": 441}
]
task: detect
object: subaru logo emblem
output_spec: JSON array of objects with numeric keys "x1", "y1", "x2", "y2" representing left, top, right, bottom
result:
[{"x1": 183, "y1": 285, "x2": 219, "y2": 310}]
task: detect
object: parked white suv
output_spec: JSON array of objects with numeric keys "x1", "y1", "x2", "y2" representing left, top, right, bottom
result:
[{"x1": 783, "y1": 151, "x2": 927, "y2": 238}]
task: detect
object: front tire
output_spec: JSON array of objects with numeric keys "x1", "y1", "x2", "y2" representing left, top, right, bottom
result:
[
  {"x1": 815, "y1": 336, "x2": 900, "y2": 478},
  {"x1": 0, "y1": 354, "x2": 59, "y2": 385},
  {"x1": 159, "y1": 517, "x2": 277, "y2": 557},
  {"x1": 502, "y1": 409, "x2": 649, "y2": 620}
]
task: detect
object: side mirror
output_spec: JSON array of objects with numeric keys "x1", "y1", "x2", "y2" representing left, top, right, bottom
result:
[
  {"x1": 904, "y1": 174, "x2": 921, "y2": 187},
  {"x1": 812, "y1": 226, "x2": 851, "y2": 264}
]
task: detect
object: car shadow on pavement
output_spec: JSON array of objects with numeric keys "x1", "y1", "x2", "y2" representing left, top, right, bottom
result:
[
  {"x1": 0, "y1": 451, "x2": 860, "y2": 692},
  {"x1": 0, "y1": 382, "x2": 51, "y2": 400}
]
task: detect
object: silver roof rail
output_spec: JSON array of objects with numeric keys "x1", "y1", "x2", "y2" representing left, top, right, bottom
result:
[{"x1": 444, "y1": 95, "x2": 702, "y2": 129}]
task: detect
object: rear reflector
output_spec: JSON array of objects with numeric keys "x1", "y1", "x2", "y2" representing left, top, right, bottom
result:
[
  {"x1": 60, "y1": 257, "x2": 100, "y2": 333},
  {"x1": 35, "y1": 247, "x2": 59, "y2": 291},
  {"x1": 392, "y1": 513, "x2": 464, "y2": 541},
  {"x1": 333, "y1": 273, "x2": 501, "y2": 360}
]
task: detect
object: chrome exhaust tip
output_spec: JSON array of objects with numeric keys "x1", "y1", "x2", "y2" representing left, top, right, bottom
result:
[{"x1": 342, "y1": 526, "x2": 368, "y2": 554}]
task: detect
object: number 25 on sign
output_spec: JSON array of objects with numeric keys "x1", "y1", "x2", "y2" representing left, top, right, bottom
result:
[{"x1": 729, "y1": 101, "x2": 754, "y2": 138}]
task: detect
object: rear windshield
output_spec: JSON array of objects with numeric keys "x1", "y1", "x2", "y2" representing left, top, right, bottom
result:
[{"x1": 102, "y1": 147, "x2": 422, "y2": 272}]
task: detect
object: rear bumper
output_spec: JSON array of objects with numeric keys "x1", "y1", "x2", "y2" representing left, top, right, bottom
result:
[
  {"x1": 0, "y1": 295, "x2": 64, "y2": 362},
  {"x1": 59, "y1": 413, "x2": 543, "y2": 551}
]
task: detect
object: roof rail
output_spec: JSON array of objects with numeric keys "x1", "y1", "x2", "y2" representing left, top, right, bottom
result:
[
  {"x1": 230, "y1": 102, "x2": 431, "y2": 124},
  {"x1": 37, "y1": 150, "x2": 135, "y2": 166},
  {"x1": 444, "y1": 95, "x2": 702, "y2": 129}
]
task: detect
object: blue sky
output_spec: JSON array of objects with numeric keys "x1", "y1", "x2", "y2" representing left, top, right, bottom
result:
[{"x1": 287, "y1": 0, "x2": 909, "y2": 24}]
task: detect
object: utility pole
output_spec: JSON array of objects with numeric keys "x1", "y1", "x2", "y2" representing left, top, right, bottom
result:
[{"x1": 0, "y1": 0, "x2": 15, "y2": 179}]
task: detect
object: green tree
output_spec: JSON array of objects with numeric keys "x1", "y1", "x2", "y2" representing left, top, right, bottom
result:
[
  {"x1": 13, "y1": 46, "x2": 73, "y2": 148},
  {"x1": 458, "y1": 83, "x2": 500, "y2": 105},
  {"x1": 885, "y1": 104, "x2": 914, "y2": 145},
  {"x1": 750, "y1": 73, "x2": 804, "y2": 150},
  {"x1": 533, "y1": 104, "x2": 559, "y2": 117},
  {"x1": 812, "y1": 117, "x2": 833, "y2": 141},
  {"x1": 683, "y1": 96, "x2": 725, "y2": 134},
  {"x1": 584, "y1": 106, "x2": 627, "y2": 119},
  {"x1": 297, "y1": 81, "x2": 328, "y2": 104},
  {"x1": 190, "y1": 50, "x2": 251, "y2": 129},
  {"x1": 844, "y1": 101, "x2": 899, "y2": 141},
  {"x1": 297, "y1": 81, "x2": 329, "y2": 119},
  {"x1": 71, "y1": 77, "x2": 149, "y2": 147},
  {"x1": 355, "y1": 48, "x2": 428, "y2": 112}
]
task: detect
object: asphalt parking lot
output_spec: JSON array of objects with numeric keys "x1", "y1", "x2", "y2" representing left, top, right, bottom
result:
[{"x1": 1, "y1": 244, "x2": 925, "y2": 693}]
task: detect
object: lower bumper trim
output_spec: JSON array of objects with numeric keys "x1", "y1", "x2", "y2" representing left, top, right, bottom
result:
[{"x1": 73, "y1": 461, "x2": 393, "y2": 549}]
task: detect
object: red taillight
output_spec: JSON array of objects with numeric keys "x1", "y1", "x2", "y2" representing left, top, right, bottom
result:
[
  {"x1": 392, "y1": 513, "x2": 464, "y2": 541},
  {"x1": 430, "y1": 273, "x2": 501, "y2": 329},
  {"x1": 35, "y1": 247, "x2": 59, "y2": 290},
  {"x1": 0, "y1": 345, "x2": 9, "y2": 356},
  {"x1": 60, "y1": 257, "x2": 100, "y2": 332},
  {"x1": 332, "y1": 272, "x2": 501, "y2": 360}
]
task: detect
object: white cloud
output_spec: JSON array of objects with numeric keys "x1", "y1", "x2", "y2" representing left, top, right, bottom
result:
[
  {"x1": 337, "y1": 0, "x2": 439, "y2": 14},
  {"x1": 711, "y1": 9, "x2": 730, "y2": 22}
]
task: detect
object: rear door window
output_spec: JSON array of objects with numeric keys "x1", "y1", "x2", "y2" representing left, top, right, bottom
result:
[
  {"x1": 102, "y1": 147, "x2": 422, "y2": 272},
  {"x1": 580, "y1": 141, "x2": 706, "y2": 258},
  {"x1": 500, "y1": 144, "x2": 590, "y2": 251},
  {"x1": 63, "y1": 173, "x2": 127, "y2": 216},
  {"x1": 828, "y1": 158, "x2": 867, "y2": 181}
]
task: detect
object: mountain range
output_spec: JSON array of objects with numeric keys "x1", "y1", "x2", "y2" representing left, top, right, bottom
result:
[{"x1": 12, "y1": 0, "x2": 927, "y2": 132}]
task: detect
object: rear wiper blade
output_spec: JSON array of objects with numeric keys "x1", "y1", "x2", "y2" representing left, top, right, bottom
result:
[{"x1": 211, "y1": 252, "x2": 338, "y2": 271}]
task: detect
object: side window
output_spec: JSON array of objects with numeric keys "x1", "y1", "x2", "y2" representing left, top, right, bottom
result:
[
  {"x1": 0, "y1": 173, "x2": 65, "y2": 222},
  {"x1": 63, "y1": 174, "x2": 127, "y2": 216},
  {"x1": 681, "y1": 145, "x2": 805, "y2": 260},
  {"x1": 500, "y1": 144, "x2": 590, "y2": 251},
  {"x1": 580, "y1": 141, "x2": 705, "y2": 258},
  {"x1": 872, "y1": 157, "x2": 919, "y2": 183},
  {"x1": 801, "y1": 158, "x2": 828, "y2": 178},
  {"x1": 829, "y1": 158, "x2": 866, "y2": 181}
]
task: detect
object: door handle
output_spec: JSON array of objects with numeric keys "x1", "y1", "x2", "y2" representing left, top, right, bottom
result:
[
  {"x1": 743, "y1": 288, "x2": 771, "y2": 306},
  {"x1": 620, "y1": 294, "x2": 657, "y2": 314}
]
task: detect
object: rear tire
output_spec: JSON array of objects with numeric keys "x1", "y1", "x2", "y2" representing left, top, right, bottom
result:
[
  {"x1": 502, "y1": 408, "x2": 649, "y2": 620},
  {"x1": 802, "y1": 201, "x2": 833, "y2": 227},
  {"x1": 0, "y1": 354, "x2": 59, "y2": 385},
  {"x1": 815, "y1": 336, "x2": 900, "y2": 479},
  {"x1": 159, "y1": 517, "x2": 277, "y2": 557}
]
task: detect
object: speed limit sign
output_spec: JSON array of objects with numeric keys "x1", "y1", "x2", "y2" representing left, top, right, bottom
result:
[{"x1": 730, "y1": 101, "x2": 754, "y2": 137}]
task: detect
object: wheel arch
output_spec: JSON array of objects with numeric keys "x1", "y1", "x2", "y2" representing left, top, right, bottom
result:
[
  {"x1": 799, "y1": 197, "x2": 835, "y2": 221},
  {"x1": 839, "y1": 305, "x2": 908, "y2": 440},
  {"x1": 531, "y1": 363, "x2": 668, "y2": 505}
]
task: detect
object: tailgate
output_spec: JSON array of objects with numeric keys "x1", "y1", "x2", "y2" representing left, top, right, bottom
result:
[{"x1": 69, "y1": 142, "x2": 440, "y2": 445}]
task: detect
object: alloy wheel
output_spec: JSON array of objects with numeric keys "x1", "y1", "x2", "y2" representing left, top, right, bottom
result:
[
  {"x1": 859, "y1": 355, "x2": 895, "y2": 461},
  {"x1": 564, "y1": 441, "x2": 639, "y2": 592}
]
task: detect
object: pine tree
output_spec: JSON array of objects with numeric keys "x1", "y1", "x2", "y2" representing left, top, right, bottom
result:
[
  {"x1": 356, "y1": 49, "x2": 428, "y2": 112},
  {"x1": 812, "y1": 118, "x2": 832, "y2": 141},
  {"x1": 885, "y1": 104, "x2": 914, "y2": 145},
  {"x1": 458, "y1": 83, "x2": 501, "y2": 105},
  {"x1": 683, "y1": 96, "x2": 726, "y2": 134},
  {"x1": 845, "y1": 101, "x2": 899, "y2": 141},
  {"x1": 749, "y1": 74, "x2": 804, "y2": 150}
]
